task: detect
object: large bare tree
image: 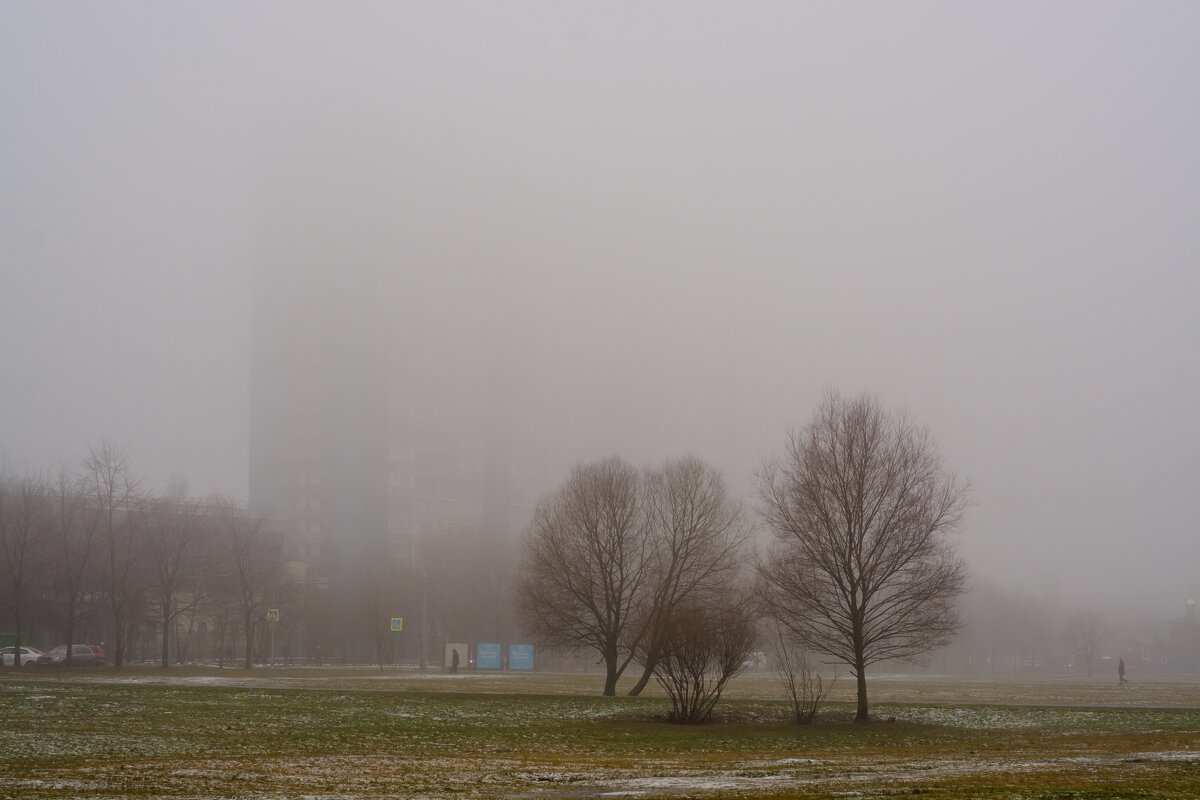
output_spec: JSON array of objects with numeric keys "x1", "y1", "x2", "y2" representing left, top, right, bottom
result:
[
  {"x1": 0, "y1": 474, "x2": 50, "y2": 667},
  {"x1": 627, "y1": 456, "x2": 750, "y2": 696},
  {"x1": 49, "y1": 465, "x2": 101, "y2": 666},
  {"x1": 213, "y1": 497, "x2": 281, "y2": 669},
  {"x1": 84, "y1": 440, "x2": 142, "y2": 668},
  {"x1": 758, "y1": 392, "x2": 969, "y2": 721},
  {"x1": 144, "y1": 484, "x2": 209, "y2": 668},
  {"x1": 515, "y1": 457, "x2": 652, "y2": 696}
]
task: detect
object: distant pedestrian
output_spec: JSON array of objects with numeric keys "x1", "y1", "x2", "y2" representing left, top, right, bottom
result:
[
  {"x1": 1118, "y1": 658, "x2": 1127, "y2": 686},
  {"x1": 451, "y1": 648, "x2": 460, "y2": 674}
]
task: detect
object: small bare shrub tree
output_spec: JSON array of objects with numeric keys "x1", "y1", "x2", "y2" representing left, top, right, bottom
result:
[
  {"x1": 770, "y1": 624, "x2": 835, "y2": 724},
  {"x1": 653, "y1": 598, "x2": 758, "y2": 724}
]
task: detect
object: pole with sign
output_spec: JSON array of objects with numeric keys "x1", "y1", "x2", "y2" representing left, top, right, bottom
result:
[
  {"x1": 267, "y1": 609, "x2": 279, "y2": 666},
  {"x1": 389, "y1": 618, "x2": 403, "y2": 667}
]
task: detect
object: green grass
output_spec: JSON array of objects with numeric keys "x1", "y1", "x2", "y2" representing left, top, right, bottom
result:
[{"x1": 1, "y1": 669, "x2": 1197, "y2": 799}]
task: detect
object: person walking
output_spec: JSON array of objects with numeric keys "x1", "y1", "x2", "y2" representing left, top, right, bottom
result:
[
  {"x1": 451, "y1": 648, "x2": 460, "y2": 675},
  {"x1": 1118, "y1": 657, "x2": 1127, "y2": 687}
]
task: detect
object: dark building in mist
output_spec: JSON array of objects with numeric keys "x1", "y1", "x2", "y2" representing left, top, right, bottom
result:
[{"x1": 248, "y1": 269, "x2": 519, "y2": 661}]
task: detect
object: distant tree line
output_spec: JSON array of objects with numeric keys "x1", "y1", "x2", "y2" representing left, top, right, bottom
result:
[
  {"x1": 0, "y1": 441, "x2": 522, "y2": 671},
  {"x1": 0, "y1": 441, "x2": 288, "y2": 669}
]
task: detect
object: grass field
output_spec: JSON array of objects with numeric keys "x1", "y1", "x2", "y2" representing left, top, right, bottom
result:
[{"x1": 1, "y1": 668, "x2": 1197, "y2": 799}]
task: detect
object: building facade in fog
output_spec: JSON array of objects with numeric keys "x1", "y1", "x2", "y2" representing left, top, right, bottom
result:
[{"x1": 248, "y1": 266, "x2": 521, "y2": 661}]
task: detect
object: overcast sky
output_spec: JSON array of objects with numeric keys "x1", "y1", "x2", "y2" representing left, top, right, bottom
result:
[{"x1": 2, "y1": 2, "x2": 1197, "y2": 618}]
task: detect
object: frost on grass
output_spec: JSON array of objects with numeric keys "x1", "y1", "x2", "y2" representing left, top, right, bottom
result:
[
  {"x1": 890, "y1": 703, "x2": 1200, "y2": 733},
  {"x1": 4, "y1": 674, "x2": 1199, "y2": 799}
]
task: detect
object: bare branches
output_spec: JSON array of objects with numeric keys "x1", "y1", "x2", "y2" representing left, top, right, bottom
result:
[
  {"x1": 758, "y1": 391, "x2": 969, "y2": 721},
  {"x1": 48, "y1": 464, "x2": 100, "y2": 665},
  {"x1": 628, "y1": 456, "x2": 751, "y2": 695},
  {"x1": 516, "y1": 455, "x2": 751, "y2": 697},
  {"x1": 653, "y1": 596, "x2": 758, "y2": 723},
  {"x1": 771, "y1": 624, "x2": 836, "y2": 724},
  {"x1": 83, "y1": 440, "x2": 142, "y2": 668},
  {"x1": 143, "y1": 487, "x2": 210, "y2": 667},
  {"x1": 212, "y1": 496, "x2": 280, "y2": 669},
  {"x1": 515, "y1": 457, "x2": 650, "y2": 696},
  {"x1": 0, "y1": 473, "x2": 51, "y2": 666},
  {"x1": 1062, "y1": 610, "x2": 1107, "y2": 677}
]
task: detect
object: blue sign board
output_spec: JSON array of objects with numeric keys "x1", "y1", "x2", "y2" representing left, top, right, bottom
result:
[
  {"x1": 476, "y1": 643, "x2": 502, "y2": 670},
  {"x1": 509, "y1": 644, "x2": 534, "y2": 671}
]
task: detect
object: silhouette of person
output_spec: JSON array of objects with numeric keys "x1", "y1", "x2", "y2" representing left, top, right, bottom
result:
[
  {"x1": 451, "y1": 648, "x2": 460, "y2": 674},
  {"x1": 1118, "y1": 657, "x2": 1127, "y2": 686}
]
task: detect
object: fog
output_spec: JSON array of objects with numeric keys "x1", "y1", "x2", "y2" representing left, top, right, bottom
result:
[{"x1": 2, "y1": 2, "x2": 1197, "y2": 623}]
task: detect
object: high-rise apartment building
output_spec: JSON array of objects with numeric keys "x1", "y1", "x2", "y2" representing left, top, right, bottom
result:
[{"x1": 248, "y1": 267, "x2": 519, "y2": 659}]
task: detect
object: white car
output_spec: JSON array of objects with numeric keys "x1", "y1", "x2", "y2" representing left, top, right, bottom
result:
[{"x1": 1, "y1": 645, "x2": 52, "y2": 667}]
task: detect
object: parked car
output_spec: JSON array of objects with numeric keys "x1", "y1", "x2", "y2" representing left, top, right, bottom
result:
[
  {"x1": 48, "y1": 644, "x2": 103, "y2": 666},
  {"x1": 1, "y1": 646, "x2": 52, "y2": 667},
  {"x1": 86, "y1": 644, "x2": 106, "y2": 664}
]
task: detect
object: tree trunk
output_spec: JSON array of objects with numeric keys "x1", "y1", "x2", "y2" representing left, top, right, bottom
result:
[
  {"x1": 243, "y1": 608, "x2": 254, "y2": 669},
  {"x1": 627, "y1": 659, "x2": 657, "y2": 696},
  {"x1": 11, "y1": 616, "x2": 21, "y2": 668},
  {"x1": 602, "y1": 646, "x2": 619, "y2": 696},
  {"x1": 160, "y1": 601, "x2": 172, "y2": 668},
  {"x1": 418, "y1": 578, "x2": 429, "y2": 671},
  {"x1": 852, "y1": 612, "x2": 870, "y2": 722},
  {"x1": 112, "y1": 607, "x2": 124, "y2": 669},
  {"x1": 854, "y1": 659, "x2": 869, "y2": 722}
]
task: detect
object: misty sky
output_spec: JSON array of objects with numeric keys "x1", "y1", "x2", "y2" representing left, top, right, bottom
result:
[{"x1": 2, "y1": 2, "x2": 1197, "y2": 618}]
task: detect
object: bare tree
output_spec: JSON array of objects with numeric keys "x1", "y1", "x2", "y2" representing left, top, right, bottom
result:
[
  {"x1": 213, "y1": 497, "x2": 280, "y2": 669},
  {"x1": 1062, "y1": 610, "x2": 1106, "y2": 677},
  {"x1": 515, "y1": 457, "x2": 652, "y2": 696},
  {"x1": 628, "y1": 456, "x2": 750, "y2": 696},
  {"x1": 758, "y1": 392, "x2": 969, "y2": 722},
  {"x1": 84, "y1": 440, "x2": 142, "y2": 668},
  {"x1": 0, "y1": 474, "x2": 50, "y2": 667},
  {"x1": 652, "y1": 595, "x2": 758, "y2": 723},
  {"x1": 204, "y1": 570, "x2": 240, "y2": 668},
  {"x1": 48, "y1": 465, "x2": 101, "y2": 666},
  {"x1": 347, "y1": 541, "x2": 402, "y2": 672},
  {"x1": 144, "y1": 484, "x2": 208, "y2": 668},
  {"x1": 770, "y1": 623, "x2": 836, "y2": 724}
]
